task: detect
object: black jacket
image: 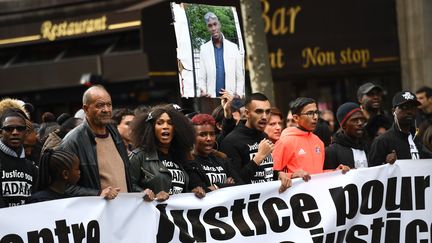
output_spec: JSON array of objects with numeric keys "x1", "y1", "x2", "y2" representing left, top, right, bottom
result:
[
  {"x1": 364, "y1": 112, "x2": 392, "y2": 139},
  {"x1": 369, "y1": 123, "x2": 423, "y2": 166},
  {"x1": 324, "y1": 131, "x2": 370, "y2": 169},
  {"x1": 129, "y1": 148, "x2": 189, "y2": 194},
  {"x1": 185, "y1": 151, "x2": 243, "y2": 192},
  {"x1": 60, "y1": 119, "x2": 132, "y2": 196},
  {"x1": 421, "y1": 144, "x2": 432, "y2": 159},
  {"x1": 220, "y1": 122, "x2": 275, "y2": 184},
  {"x1": 215, "y1": 117, "x2": 236, "y2": 150}
]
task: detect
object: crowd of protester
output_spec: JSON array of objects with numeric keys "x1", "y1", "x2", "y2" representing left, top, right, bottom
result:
[{"x1": 0, "y1": 83, "x2": 431, "y2": 209}]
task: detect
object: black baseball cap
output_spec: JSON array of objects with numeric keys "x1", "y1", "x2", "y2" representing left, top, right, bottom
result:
[
  {"x1": 357, "y1": 82, "x2": 384, "y2": 99},
  {"x1": 392, "y1": 91, "x2": 421, "y2": 108}
]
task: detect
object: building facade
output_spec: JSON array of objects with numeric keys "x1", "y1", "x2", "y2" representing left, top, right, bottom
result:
[{"x1": 0, "y1": 0, "x2": 429, "y2": 119}]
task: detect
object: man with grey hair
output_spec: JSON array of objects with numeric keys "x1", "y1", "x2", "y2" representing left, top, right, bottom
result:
[{"x1": 198, "y1": 12, "x2": 244, "y2": 98}]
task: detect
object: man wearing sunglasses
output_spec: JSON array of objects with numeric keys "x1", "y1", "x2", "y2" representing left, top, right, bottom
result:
[
  {"x1": 0, "y1": 108, "x2": 38, "y2": 208},
  {"x1": 273, "y1": 97, "x2": 349, "y2": 181}
]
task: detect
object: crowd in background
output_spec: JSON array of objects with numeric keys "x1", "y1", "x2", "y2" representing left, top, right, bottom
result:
[{"x1": 0, "y1": 83, "x2": 431, "y2": 208}]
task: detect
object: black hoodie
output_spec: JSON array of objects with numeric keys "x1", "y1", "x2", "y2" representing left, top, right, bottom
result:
[
  {"x1": 324, "y1": 131, "x2": 370, "y2": 169},
  {"x1": 220, "y1": 122, "x2": 274, "y2": 184}
]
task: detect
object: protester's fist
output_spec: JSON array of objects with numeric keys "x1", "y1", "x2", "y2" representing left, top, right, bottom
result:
[
  {"x1": 143, "y1": 188, "x2": 155, "y2": 202},
  {"x1": 258, "y1": 138, "x2": 274, "y2": 156},
  {"x1": 155, "y1": 191, "x2": 170, "y2": 202},
  {"x1": 226, "y1": 177, "x2": 235, "y2": 184},
  {"x1": 336, "y1": 164, "x2": 350, "y2": 174},
  {"x1": 101, "y1": 186, "x2": 120, "y2": 200},
  {"x1": 192, "y1": 186, "x2": 206, "y2": 198},
  {"x1": 253, "y1": 138, "x2": 274, "y2": 165},
  {"x1": 385, "y1": 150, "x2": 397, "y2": 164}
]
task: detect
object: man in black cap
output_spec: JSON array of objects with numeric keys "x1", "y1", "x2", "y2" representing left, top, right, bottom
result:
[
  {"x1": 369, "y1": 91, "x2": 423, "y2": 166},
  {"x1": 357, "y1": 82, "x2": 392, "y2": 138},
  {"x1": 324, "y1": 102, "x2": 369, "y2": 170}
]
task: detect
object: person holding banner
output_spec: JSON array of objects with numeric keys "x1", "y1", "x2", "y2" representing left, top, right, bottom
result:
[
  {"x1": 369, "y1": 91, "x2": 424, "y2": 166},
  {"x1": 198, "y1": 12, "x2": 244, "y2": 98},
  {"x1": 129, "y1": 104, "x2": 206, "y2": 201},
  {"x1": 273, "y1": 97, "x2": 349, "y2": 180},
  {"x1": 60, "y1": 85, "x2": 132, "y2": 199},
  {"x1": 0, "y1": 108, "x2": 38, "y2": 208},
  {"x1": 324, "y1": 102, "x2": 369, "y2": 169},
  {"x1": 186, "y1": 113, "x2": 243, "y2": 192}
]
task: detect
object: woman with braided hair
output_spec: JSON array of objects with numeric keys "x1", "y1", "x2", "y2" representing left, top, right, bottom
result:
[
  {"x1": 28, "y1": 149, "x2": 81, "y2": 203},
  {"x1": 29, "y1": 149, "x2": 122, "y2": 203}
]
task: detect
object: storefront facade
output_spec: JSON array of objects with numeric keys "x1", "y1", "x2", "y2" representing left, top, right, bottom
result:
[
  {"x1": 0, "y1": 0, "x2": 402, "y2": 118},
  {"x1": 0, "y1": 0, "x2": 179, "y2": 120},
  {"x1": 263, "y1": 0, "x2": 401, "y2": 113}
]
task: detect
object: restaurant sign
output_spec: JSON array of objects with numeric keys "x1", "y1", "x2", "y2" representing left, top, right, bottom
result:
[{"x1": 0, "y1": 11, "x2": 141, "y2": 47}]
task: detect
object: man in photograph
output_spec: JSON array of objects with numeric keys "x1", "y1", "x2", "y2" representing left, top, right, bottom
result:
[{"x1": 198, "y1": 12, "x2": 244, "y2": 98}]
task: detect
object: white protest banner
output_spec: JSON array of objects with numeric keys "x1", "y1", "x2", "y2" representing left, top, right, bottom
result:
[
  {"x1": 159, "y1": 159, "x2": 432, "y2": 243},
  {"x1": 0, "y1": 160, "x2": 431, "y2": 243},
  {"x1": 0, "y1": 193, "x2": 160, "y2": 243}
]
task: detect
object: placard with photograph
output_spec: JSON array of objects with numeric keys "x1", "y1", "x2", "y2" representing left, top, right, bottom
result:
[{"x1": 171, "y1": 3, "x2": 245, "y2": 98}]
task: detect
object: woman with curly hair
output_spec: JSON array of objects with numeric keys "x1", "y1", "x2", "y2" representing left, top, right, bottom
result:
[
  {"x1": 129, "y1": 104, "x2": 205, "y2": 201},
  {"x1": 186, "y1": 113, "x2": 243, "y2": 192}
]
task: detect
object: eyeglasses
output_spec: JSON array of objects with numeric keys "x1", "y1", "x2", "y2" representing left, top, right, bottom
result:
[
  {"x1": 1, "y1": 126, "x2": 27, "y2": 132},
  {"x1": 299, "y1": 110, "x2": 321, "y2": 118}
]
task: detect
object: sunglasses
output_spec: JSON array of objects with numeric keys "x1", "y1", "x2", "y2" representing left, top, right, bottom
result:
[{"x1": 1, "y1": 126, "x2": 27, "y2": 132}]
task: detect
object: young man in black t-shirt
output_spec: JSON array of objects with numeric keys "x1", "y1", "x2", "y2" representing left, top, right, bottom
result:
[
  {"x1": 220, "y1": 93, "x2": 290, "y2": 192},
  {"x1": 0, "y1": 109, "x2": 37, "y2": 208}
]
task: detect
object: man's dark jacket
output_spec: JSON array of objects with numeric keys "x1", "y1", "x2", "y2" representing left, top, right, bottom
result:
[
  {"x1": 60, "y1": 119, "x2": 132, "y2": 196},
  {"x1": 324, "y1": 131, "x2": 370, "y2": 169},
  {"x1": 369, "y1": 123, "x2": 423, "y2": 166}
]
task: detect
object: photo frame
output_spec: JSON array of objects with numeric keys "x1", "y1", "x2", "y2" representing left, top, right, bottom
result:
[{"x1": 171, "y1": 3, "x2": 245, "y2": 98}]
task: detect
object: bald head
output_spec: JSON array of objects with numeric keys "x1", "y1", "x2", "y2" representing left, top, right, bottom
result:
[
  {"x1": 82, "y1": 85, "x2": 109, "y2": 105},
  {"x1": 82, "y1": 85, "x2": 113, "y2": 132}
]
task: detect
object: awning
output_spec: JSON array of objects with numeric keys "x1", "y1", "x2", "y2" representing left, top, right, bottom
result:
[
  {"x1": 0, "y1": 0, "x2": 163, "y2": 95},
  {"x1": 0, "y1": 51, "x2": 149, "y2": 95}
]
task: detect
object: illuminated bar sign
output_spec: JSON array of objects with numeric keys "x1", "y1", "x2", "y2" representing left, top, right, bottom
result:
[
  {"x1": 0, "y1": 11, "x2": 141, "y2": 47},
  {"x1": 263, "y1": 0, "x2": 401, "y2": 75}
]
